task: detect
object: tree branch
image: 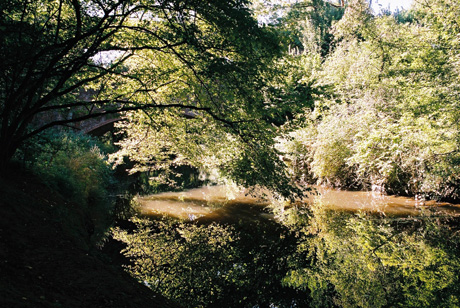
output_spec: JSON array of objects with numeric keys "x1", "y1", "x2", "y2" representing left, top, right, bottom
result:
[{"x1": 21, "y1": 101, "x2": 247, "y2": 142}]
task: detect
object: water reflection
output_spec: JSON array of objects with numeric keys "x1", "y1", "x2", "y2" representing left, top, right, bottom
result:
[
  {"x1": 308, "y1": 186, "x2": 460, "y2": 216},
  {"x1": 137, "y1": 186, "x2": 271, "y2": 222},
  {"x1": 137, "y1": 185, "x2": 460, "y2": 221},
  {"x1": 119, "y1": 186, "x2": 460, "y2": 308}
]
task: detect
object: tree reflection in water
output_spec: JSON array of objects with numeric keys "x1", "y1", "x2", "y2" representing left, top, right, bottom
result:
[
  {"x1": 281, "y1": 203, "x2": 460, "y2": 308},
  {"x1": 113, "y1": 195, "x2": 460, "y2": 308}
]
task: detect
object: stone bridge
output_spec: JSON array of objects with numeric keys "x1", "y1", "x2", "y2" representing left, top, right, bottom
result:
[
  {"x1": 79, "y1": 116, "x2": 122, "y2": 136},
  {"x1": 78, "y1": 107, "x2": 196, "y2": 135}
]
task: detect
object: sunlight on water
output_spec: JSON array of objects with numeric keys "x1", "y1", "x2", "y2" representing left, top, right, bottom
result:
[
  {"x1": 307, "y1": 186, "x2": 460, "y2": 216},
  {"x1": 137, "y1": 185, "x2": 460, "y2": 221},
  {"x1": 137, "y1": 186, "x2": 269, "y2": 221}
]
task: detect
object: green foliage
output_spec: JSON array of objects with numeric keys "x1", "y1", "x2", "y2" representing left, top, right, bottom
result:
[
  {"x1": 109, "y1": 3, "x2": 330, "y2": 199},
  {"x1": 262, "y1": 53, "x2": 321, "y2": 125},
  {"x1": 112, "y1": 216, "x2": 308, "y2": 307},
  {"x1": 0, "y1": 0, "x2": 281, "y2": 173},
  {"x1": 110, "y1": 56, "x2": 308, "y2": 199},
  {"x1": 18, "y1": 129, "x2": 115, "y2": 239},
  {"x1": 281, "y1": 0, "x2": 460, "y2": 199},
  {"x1": 281, "y1": 204, "x2": 460, "y2": 308},
  {"x1": 252, "y1": 0, "x2": 344, "y2": 56}
]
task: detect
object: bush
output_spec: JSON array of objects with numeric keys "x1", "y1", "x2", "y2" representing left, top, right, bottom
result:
[
  {"x1": 282, "y1": 98, "x2": 460, "y2": 200},
  {"x1": 17, "y1": 129, "x2": 116, "y2": 240}
]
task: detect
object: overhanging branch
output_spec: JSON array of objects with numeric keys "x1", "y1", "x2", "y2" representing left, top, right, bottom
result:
[{"x1": 21, "y1": 101, "x2": 250, "y2": 143}]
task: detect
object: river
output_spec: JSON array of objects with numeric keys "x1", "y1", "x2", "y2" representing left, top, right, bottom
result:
[
  {"x1": 137, "y1": 185, "x2": 460, "y2": 221},
  {"x1": 124, "y1": 186, "x2": 460, "y2": 308}
]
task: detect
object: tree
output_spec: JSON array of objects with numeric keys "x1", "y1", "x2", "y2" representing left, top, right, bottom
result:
[
  {"x1": 279, "y1": 0, "x2": 460, "y2": 199},
  {"x1": 0, "y1": 0, "x2": 280, "y2": 172}
]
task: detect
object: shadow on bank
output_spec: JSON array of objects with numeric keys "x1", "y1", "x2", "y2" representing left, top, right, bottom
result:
[{"x1": 0, "y1": 168, "x2": 180, "y2": 308}]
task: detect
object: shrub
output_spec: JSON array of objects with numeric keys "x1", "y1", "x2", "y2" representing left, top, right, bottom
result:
[{"x1": 17, "y1": 129, "x2": 116, "y2": 240}]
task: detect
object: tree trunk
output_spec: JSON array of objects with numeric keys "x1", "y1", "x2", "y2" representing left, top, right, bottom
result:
[{"x1": 0, "y1": 135, "x2": 18, "y2": 174}]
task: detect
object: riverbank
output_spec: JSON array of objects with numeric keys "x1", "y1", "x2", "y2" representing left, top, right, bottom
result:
[{"x1": 0, "y1": 169, "x2": 180, "y2": 308}]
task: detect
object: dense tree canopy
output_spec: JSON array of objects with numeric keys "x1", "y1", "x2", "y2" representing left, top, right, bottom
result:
[
  {"x1": 0, "y1": 0, "x2": 284, "y2": 176},
  {"x1": 3, "y1": 0, "x2": 459, "y2": 198},
  {"x1": 279, "y1": 0, "x2": 460, "y2": 200}
]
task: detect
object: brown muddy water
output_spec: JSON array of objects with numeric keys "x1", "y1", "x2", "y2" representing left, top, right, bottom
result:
[{"x1": 137, "y1": 186, "x2": 460, "y2": 222}]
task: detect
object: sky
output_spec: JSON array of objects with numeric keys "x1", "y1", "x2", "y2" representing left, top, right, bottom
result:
[{"x1": 371, "y1": 0, "x2": 413, "y2": 13}]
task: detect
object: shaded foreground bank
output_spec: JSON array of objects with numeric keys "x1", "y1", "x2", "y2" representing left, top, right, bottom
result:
[{"x1": 0, "y1": 170, "x2": 180, "y2": 308}]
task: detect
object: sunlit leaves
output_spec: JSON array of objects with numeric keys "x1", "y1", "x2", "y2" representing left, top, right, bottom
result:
[{"x1": 280, "y1": 0, "x2": 460, "y2": 199}]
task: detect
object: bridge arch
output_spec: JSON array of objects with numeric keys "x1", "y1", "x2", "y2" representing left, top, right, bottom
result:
[{"x1": 82, "y1": 118, "x2": 122, "y2": 136}]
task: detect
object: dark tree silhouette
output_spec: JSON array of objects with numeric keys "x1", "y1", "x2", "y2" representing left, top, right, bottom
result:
[{"x1": 0, "y1": 0, "x2": 279, "y2": 171}]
